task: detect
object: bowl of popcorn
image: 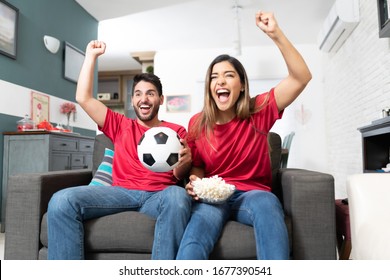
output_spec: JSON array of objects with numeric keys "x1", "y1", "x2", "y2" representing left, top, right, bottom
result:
[{"x1": 192, "y1": 175, "x2": 236, "y2": 204}]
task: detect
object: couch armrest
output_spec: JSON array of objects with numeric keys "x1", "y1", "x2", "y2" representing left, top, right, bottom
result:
[
  {"x1": 4, "y1": 170, "x2": 92, "y2": 260},
  {"x1": 278, "y1": 168, "x2": 336, "y2": 260}
]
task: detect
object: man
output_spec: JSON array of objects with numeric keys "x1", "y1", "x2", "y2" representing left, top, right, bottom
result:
[{"x1": 47, "y1": 40, "x2": 192, "y2": 260}]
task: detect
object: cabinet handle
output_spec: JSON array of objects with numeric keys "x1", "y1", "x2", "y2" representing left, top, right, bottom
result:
[
  {"x1": 61, "y1": 143, "x2": 67, "y2": 146},
  {"x1": 75, "y1": 159, "x2": 81, "y2": 162},
  {"x1": 85, "y1": 145, "x2": 91, "y2": 148}
]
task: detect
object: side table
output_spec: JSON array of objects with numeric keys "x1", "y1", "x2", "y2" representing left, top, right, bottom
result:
[{"x1": 335, "y1": 199, "x2": 351, "y2": 260}]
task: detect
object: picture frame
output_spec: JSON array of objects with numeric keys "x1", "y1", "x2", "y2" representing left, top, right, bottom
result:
[
  {"x1": 0, "y1": 0, "x2": 18, "y2": 59},
  {"x1": 166, "y1": 95, "x2": 191, "y2": 113},
  {"x1": 377, "y1": 0, "x2": 390, "y2": 37},
  {"x1": 31, "y1": 91, "x2": 50, "y2": 124},
  {"x1": 64, "y1": 42, "x2": 85, "y2": 83}
]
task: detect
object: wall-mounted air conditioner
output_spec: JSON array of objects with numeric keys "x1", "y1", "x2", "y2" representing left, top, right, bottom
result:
[{"x1": 318, "y1": 0, "x2": 360, "y2": 53}]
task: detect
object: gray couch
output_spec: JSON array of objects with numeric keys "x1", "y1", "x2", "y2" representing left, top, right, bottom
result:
[{"x1": 4, "y1": 132, "x2": 337, "y2": 260}]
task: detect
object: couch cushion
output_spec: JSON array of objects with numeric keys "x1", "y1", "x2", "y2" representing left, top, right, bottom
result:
[
  {"x1": 89, "y1": 148, "x2": 114, "y2": 186},
  {"x1": 210, "y1": 221, "x2": 256, "y2": 259},
  {"x1": 85, "y1": 211, "x2": 156, "y2": 253},
  {"x1": 41, "y1": 211, "x2": 156, "y2": 253}
]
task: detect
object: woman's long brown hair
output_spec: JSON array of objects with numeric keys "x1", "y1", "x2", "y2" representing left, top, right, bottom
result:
[{"x1": 188, "y1": 54, "x2": 269, "y2": 143}]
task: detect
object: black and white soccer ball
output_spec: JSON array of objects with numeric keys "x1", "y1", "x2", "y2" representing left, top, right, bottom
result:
[{"x1": 137, "y1": 127, "x2": 183, "y2": 172}]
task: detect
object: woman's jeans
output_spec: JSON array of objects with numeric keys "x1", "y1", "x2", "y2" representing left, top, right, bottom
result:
[
  {"x1": 176, "y1": 190, "x2": 289, "y2": 260},
  {"x1": 47, "y1": 185, "x2": 191, "y2": 260}
]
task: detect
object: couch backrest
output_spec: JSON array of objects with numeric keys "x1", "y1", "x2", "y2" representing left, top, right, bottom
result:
[
  {"x1": 92, "y1": 134, "x2": 114, "y2": 176},
  {"x1": 267, "y1": 132, "x2": 282, "y2": 199}
]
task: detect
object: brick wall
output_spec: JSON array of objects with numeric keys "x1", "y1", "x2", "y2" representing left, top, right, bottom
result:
[{"x1": 323, "y1": 0, "x2": 390, "y2": 198}]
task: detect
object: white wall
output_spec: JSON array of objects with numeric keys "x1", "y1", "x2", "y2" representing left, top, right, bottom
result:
[
  {"x1": 322, "y1": 0, "x2": 390, "y2": 198},
  {"x1": 154, "y1": 43, "x2": 328, "y2": 174},
  {"x1": 0, "y1": 79, "x2": 96, "y2": 131}
]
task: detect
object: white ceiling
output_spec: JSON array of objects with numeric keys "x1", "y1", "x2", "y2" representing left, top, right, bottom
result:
[{"x1": 75, "y1": 0, "x2": 335, "y2": 72}]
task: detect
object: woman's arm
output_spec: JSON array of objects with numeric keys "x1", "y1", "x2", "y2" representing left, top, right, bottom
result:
[{"x1": 256, "y1": 11, "x2": 312, "y2": 112}]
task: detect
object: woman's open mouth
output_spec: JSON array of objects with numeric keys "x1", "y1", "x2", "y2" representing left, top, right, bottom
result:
[{"x1": 216, "y1": 89, "x2": 230, "y2": 103}]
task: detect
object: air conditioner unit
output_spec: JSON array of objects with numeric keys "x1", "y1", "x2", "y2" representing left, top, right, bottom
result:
[{"x1": 318, "y1": 0, "x2": 360, "y2": 52}]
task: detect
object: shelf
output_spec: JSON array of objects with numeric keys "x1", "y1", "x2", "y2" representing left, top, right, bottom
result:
[
  {"x1": 98, "y1": 70, "x2": 141, "y2": 116},
  {"x1": 358, "y1": 120, "x2": 390, "y2": 172},
  {"x1": 101, "y1": 100, "x2": 124, "y2": 107}
]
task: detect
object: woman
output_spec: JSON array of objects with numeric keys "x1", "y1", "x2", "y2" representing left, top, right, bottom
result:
[{"x1": 176, "y1": 11, "x2": 312, "y2": 260}]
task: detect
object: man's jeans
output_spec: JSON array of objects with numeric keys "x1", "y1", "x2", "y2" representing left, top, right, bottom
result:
[
  {"x1": 176, "y1": 190, "x2": 289, "y2": 260},
  {"x1": 47, "y1": 185, "x2": 191, "y2": 260}
]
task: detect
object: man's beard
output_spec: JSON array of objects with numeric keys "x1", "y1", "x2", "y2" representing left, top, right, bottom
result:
[{"x1": 133, "y1": 104, "x2": 160, "y2": 122}]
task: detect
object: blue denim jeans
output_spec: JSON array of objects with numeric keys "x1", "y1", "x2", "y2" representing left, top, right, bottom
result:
[
  {"x1": 47, "y1": 185, "x2": 191, "y2": 260},
  {"x1": 176, "y1": 190, "x2": 289, "y2": 260}
]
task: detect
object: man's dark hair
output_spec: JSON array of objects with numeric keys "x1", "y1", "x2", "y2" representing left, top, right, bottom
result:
[{"x1": 132, "y1": 73, "x2": 163, "y2": 96}]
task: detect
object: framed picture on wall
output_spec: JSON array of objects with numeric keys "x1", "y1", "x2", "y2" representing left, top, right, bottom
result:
[
  {"x1": 166, "y1": 95, "x2": 191, "y2": 113},
  {"x1": 0, "y1": 0, "x2": 19, "y2": 59},
  {"x1": 377, "y1": 0, "x2": 390, "y2": 37},
  {"x1": 64, "y1": 42, "x2": 85, "y2": 83},
  {"x1": 31, "y1": 91, "x2": 50, "y2": 124}
]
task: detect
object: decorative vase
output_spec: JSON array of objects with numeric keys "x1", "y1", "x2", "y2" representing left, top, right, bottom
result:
[{"x1": 65, "y1": 113, "x2": 73, "y2": 132}]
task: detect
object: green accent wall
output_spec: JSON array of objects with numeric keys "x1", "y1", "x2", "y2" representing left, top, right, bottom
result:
[
  {"x1": 0, "y1": 0, "x2": 98, "y2": 100},
  {"x1": 0, "y1": 0, "x2": 99, "y2": 224}
]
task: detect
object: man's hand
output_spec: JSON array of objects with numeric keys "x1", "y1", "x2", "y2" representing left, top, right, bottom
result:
[
  {"x1": 85, "y1": 40, "x2": 106, "y2": 59},
  {"x1": 173, "y1": 138, "x2": 192, "y2": 180},
  {"x1": 178, "y1": 138, "x2": 192, "y2": 167}
]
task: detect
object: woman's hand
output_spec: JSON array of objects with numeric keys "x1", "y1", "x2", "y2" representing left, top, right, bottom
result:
[
  {"x1": 255, "y1": 11, "x2": 280, "y2": 39},
  {"x1": 185, "y1": 175, "x2": 200, "y2": 201}
]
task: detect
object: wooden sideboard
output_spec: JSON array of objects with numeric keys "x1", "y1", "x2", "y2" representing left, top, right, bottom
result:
[
  {"x1": 1, "y1": 131, "x2": 95, "y2": 232},
  {"x1": 357, "y1": 116, "x2": 390, "y2": 173}
]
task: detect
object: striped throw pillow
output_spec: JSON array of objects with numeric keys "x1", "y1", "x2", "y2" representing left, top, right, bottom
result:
[{"x1": 89, "y1": 148, "x2": 114, "y2": 186}]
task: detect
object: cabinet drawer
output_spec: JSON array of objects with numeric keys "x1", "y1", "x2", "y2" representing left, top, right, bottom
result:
[
  {"x1": 52, "y1": 138, "x2": 78, "y2": 152},
  {"x1": 71, "y1": 154, "x2": 85, "y2": 167},
  {"x1": 51, "y1": 153, "x2": 71, "y2": 171},
  {"x1": 79, "y1": 140, "x2": 94, "y2": 152}
]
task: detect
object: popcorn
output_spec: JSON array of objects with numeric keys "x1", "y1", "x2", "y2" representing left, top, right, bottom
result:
[{"x1": 192, "y1": 175, "x2": 236, "y2": 204}]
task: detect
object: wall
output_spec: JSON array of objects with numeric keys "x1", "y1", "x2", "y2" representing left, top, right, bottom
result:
[
  {"x1": 0, "y1": 0, "x2": 98, "y2": 222},
  {"x1": 323, "y1": 0, "x2": 390, "y2": 198}
]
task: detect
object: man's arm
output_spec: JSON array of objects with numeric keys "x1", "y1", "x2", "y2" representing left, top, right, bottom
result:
[{"x1": 76, "y1": 40, "x2": 108, "y2": 128}]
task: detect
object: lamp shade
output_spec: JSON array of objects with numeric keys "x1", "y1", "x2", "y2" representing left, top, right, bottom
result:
[{"x1": 43, "y1": 35, "x2": 60, "y2": 54}]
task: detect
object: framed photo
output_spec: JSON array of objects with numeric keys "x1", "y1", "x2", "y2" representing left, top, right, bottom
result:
[
  {"x1": 0, "y1": 0, "x2": 18, "y2": 59},
  {"x1": 31, "y1": 91, "x2": 50, "y2": 124},
  {"x1": 64, "y1": 42, "x2": 85, "y2": 83},
  {"x1": 166, "y1": 95, "x2": 191, "y2": 113}
]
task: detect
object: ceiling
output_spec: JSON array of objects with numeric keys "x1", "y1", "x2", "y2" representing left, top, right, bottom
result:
[{"x1": 75, "y1": 0, "x2": 335, "y2": 72}]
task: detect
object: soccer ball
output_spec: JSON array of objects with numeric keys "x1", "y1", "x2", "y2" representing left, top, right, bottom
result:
[{"x1": 137, "y1": 127, "x2": 183, "y2": 172}]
